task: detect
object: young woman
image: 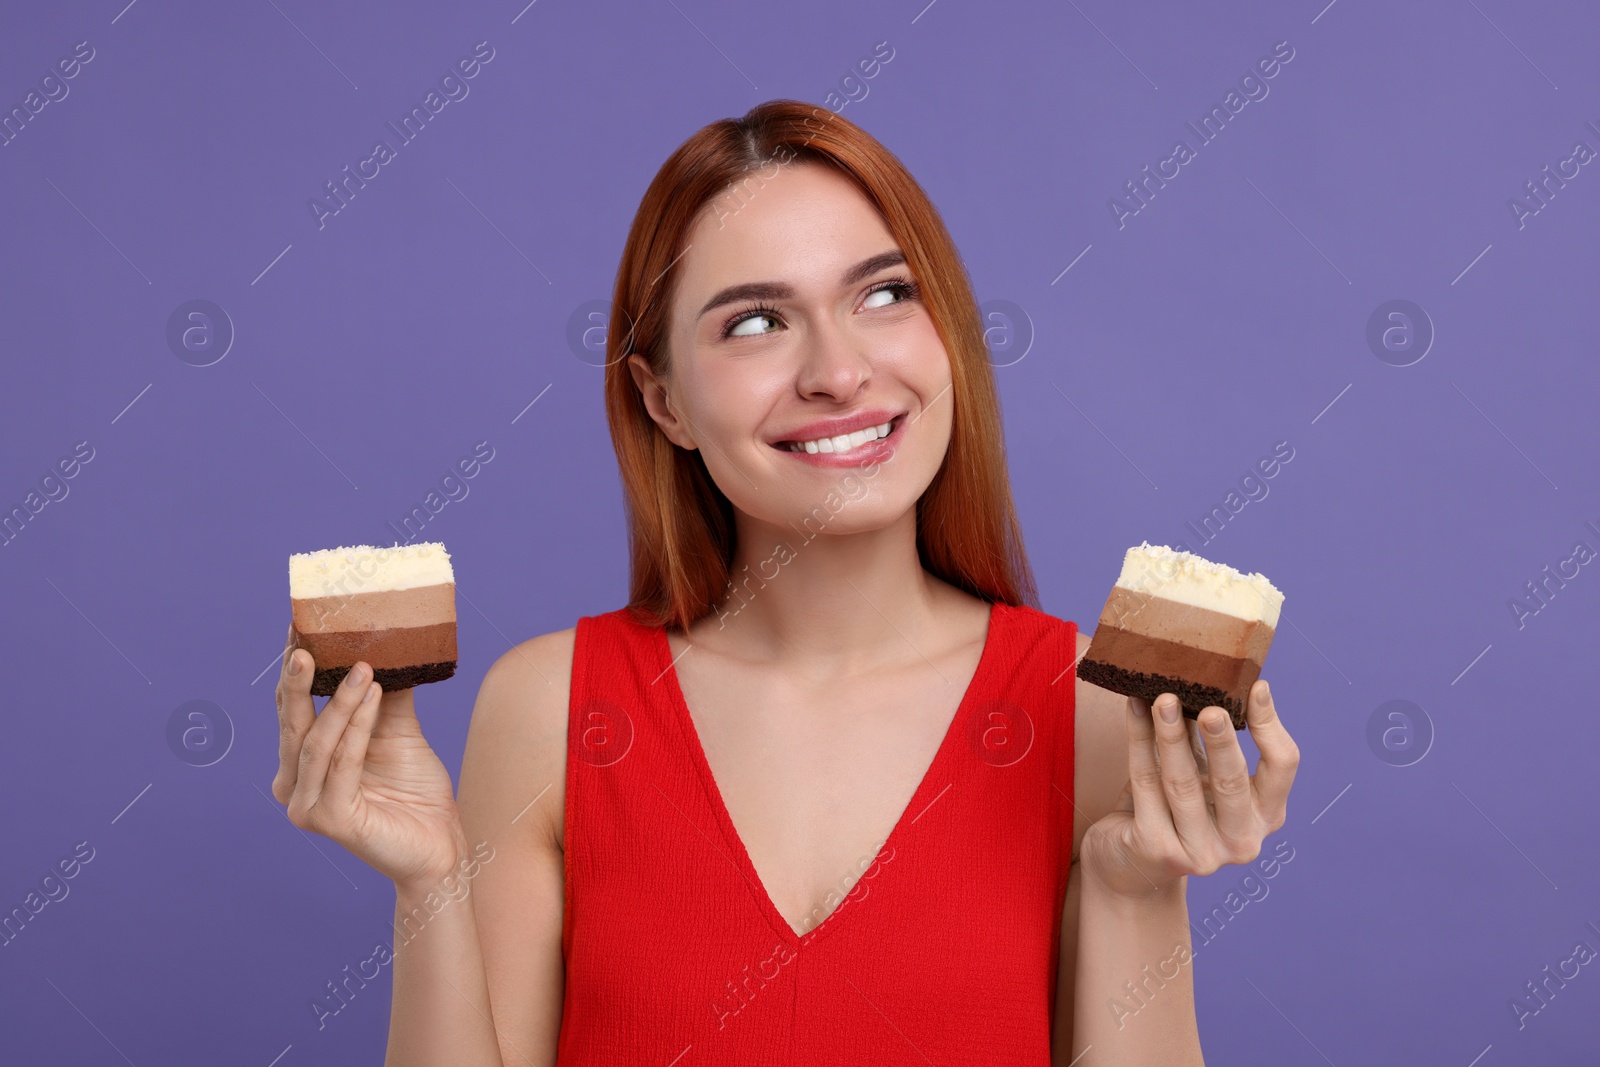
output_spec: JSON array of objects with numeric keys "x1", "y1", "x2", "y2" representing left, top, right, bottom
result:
[{"x1": 273, "y1": 100, "x2": 1298, "y2": 1066}]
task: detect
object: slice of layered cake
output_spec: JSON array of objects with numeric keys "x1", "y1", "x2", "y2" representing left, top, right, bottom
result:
[
  {"x1": 1077, "y1": 542, "x2": 1284, "y2": 729},
  {"x1": 288, "y1": 542, "x2": 458, "y2": 696}
]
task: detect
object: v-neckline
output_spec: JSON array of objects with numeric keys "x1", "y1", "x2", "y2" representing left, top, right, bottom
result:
[{"x1": 656, "y1": 600, "x2": 1005, "y2": 947}]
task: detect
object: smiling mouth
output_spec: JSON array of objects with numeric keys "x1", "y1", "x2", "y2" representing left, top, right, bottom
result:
[{"x1": 774, "y1": 414, "x2": 904, "y2": 455}]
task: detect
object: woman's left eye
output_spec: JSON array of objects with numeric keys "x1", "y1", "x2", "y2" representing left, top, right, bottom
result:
[{"x1": 861, "y1": 280, "x2": 918, "y2": 311}]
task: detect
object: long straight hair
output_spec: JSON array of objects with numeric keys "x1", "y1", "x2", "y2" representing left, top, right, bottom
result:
[{"x1": 604, "y1": 99, "x2": 1038, "y2": 631}]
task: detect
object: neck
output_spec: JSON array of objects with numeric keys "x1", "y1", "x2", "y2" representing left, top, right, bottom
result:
[{"x1": 703, "y1": 506, "x2": 950, "y2": 672}]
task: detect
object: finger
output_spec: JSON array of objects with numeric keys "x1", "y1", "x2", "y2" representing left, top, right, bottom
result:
[
  {"x1": 1244, "y1": 680, "x2": 1299, "y2": 825},
  {"x1": 1123, "y1": 695, "x2": 1175, "y2": 844},
  {"x1": 275, "y1": 623, "x2": 317, "y2": 800},
  {"x1": 1151, "y1": 694, "x2": 1215, "y2": 857},
  {"x1": 293, "y1": 663, "x2": 376, "y2": 816},
  {"x1": 1198, "y1": 706, "x2": 1255, "y2": 851},
  {"x1": 320, "y1": 676, "x2": 385, "y2": 814},
  {"x1": 1184, "y1": 716, "x2": 1211, "y2": 780},
  {"x1": 369, "y1": 685, "x2": 419, "y2": 737}
]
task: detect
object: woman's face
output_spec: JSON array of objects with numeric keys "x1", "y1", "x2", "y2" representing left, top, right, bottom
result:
[{"x1": 630, "y1": 161, "x2": 955, "y2": 535}]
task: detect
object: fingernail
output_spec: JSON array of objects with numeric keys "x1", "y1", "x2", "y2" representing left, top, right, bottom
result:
[
  {"x1": 287, "y1": 650, "x2": 300, "y2": 677},
  {"x1": 344, "y1": 664, "x2": 367, "y2": 689},
  {"x1": 1158, "y1": 696, "x2": 1179, "y2": 724},
  {"x1": 1262, "y1": 681, "x2": 1272, "y2": 705},
  {"x1": 1207, "y1": 713, "x2": 1227, "y2": 735}
]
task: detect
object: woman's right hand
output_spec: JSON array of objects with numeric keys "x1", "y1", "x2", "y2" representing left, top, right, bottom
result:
[{"x1": 272, "y1": 623, "x2": 469, "y2": 892}]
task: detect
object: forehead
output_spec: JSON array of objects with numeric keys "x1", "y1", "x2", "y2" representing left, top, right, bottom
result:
[{"x1": 673, "y1": 162, "x2": 895, "y2": 304}]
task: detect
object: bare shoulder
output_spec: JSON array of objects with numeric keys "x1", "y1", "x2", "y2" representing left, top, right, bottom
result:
[
  {"x1": 1071, "y1": 628, "x2": 1129, "y2": 862},
  {"x1": 456, "y1": 626, "x2": 577, "y2": 1063},
  {"x1": 458, "y1": 627, "x2": 577, "y2": 854}
]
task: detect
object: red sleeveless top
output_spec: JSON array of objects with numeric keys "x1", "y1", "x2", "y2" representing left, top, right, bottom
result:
[{"x1": 558, "y1": 600, "x2": 1079, "y2": 1064}]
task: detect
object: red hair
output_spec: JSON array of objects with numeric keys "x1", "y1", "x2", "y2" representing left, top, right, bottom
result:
[{"x1": 603, "y1": 99, "x2": 1038, "y2": 631}]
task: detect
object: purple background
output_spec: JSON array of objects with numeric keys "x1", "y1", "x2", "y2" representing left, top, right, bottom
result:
[{"x1": 3, "y1": 0, "x2": 1598, "y2": 1062}]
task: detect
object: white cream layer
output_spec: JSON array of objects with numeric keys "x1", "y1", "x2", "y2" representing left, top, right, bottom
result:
[
  {"x1": 1115, "y1": 541, "x2": 1284, "y2": 628},
  {"x1": 289, "y1": 542, "x2": 454, "y2": 599}
]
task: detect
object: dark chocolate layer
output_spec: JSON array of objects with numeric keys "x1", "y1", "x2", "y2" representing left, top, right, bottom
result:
[
  {"x1": 310, "y1": 660, "x2": 457, "y2": 697},
  {"x1": 1084, "y1": 624, "x2": 1257, "y2": 695},
  {"x1": 292, "y1": 621, "x2": 456, "y2": 669}
]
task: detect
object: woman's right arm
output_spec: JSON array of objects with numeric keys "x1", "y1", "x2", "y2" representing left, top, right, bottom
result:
[{"x1": 273, "y1": 625, "x2": 572, "y2": 1066}]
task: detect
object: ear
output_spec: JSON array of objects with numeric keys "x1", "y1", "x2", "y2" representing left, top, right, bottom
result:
[{"x1": 626, "y1": 352, "x2": 697, "y2": 451}]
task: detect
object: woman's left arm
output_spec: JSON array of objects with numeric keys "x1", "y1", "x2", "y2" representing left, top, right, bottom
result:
[{"x1": 1068, "y1": 679, "x2": 1300, "y2": 1066}]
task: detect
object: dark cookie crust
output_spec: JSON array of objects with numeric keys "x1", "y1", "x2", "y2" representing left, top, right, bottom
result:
[
  {"x1": 309, "y1": 660, "x2": 457, "y2": 697},
  {"x1": 1077, "y1": 658, "x2": 1246, "y2": 730}
]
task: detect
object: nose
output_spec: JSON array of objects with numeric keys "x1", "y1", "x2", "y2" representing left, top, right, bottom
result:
[{"x1": 795, "y1": 315, "x2": 870, "y2": 401}]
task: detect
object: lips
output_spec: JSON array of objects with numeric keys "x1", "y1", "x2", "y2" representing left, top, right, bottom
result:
[{"x1": 769, "y1": 409, "x2": 907, "y2": 448}]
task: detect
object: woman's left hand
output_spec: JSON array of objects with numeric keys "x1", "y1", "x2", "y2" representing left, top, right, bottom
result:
[{"x1": 1079, "y1": 679, "x2": 1300, "y2": 901}]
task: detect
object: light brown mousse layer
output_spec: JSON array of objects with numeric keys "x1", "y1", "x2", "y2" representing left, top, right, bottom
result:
[
  {"x1": 291, "y1": 583, "x2": 455, "y2": 634},
  {"x1": 1096, "y1": 587, "x2": 1273, "y2": 659}
]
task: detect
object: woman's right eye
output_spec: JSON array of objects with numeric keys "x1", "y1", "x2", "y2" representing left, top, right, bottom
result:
[{"x1": 724, "y1": 305, "x2": 782, "y2": 339}]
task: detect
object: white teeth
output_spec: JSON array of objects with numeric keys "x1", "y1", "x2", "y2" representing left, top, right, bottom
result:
[{"x1": 786, "y1": 420, "x2": 894, "y2": 455}]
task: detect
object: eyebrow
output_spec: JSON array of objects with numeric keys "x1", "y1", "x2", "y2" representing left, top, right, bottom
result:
[{"x1": 695, "y1": 249, "x2": 908, "y2": 322}]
